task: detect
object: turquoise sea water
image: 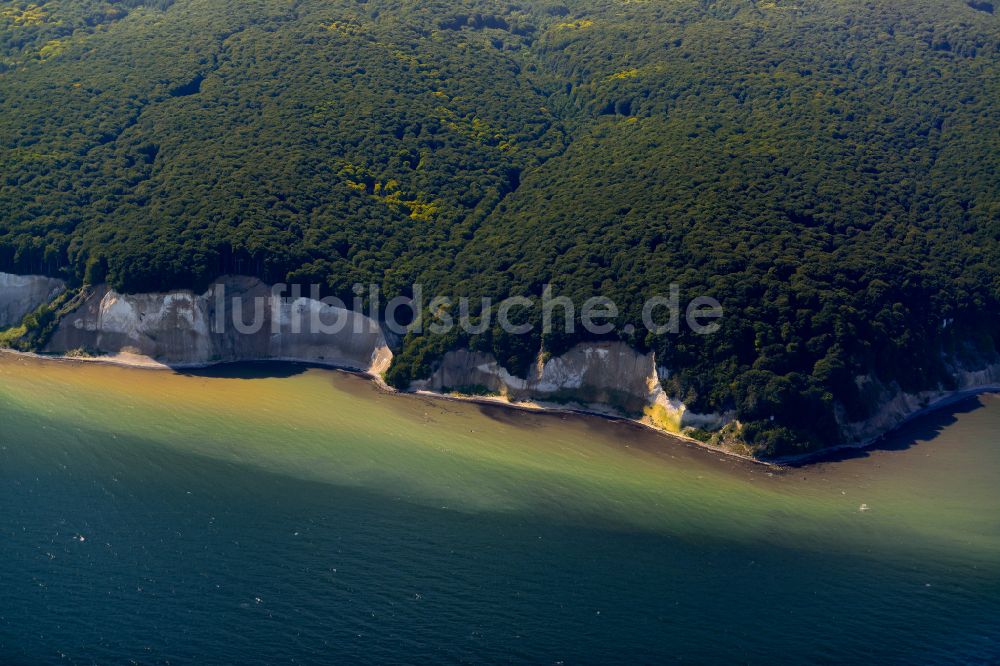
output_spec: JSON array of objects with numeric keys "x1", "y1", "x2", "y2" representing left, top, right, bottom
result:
[{"x1": 1, "y1": 356, "x2": 999, "y2": 663}]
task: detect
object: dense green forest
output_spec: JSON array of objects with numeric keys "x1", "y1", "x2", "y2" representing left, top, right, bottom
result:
[{"x1": 2, "y1": 0, "x2": 998, "y2": 455}]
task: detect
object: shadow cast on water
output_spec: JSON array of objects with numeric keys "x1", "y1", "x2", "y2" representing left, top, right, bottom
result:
[
  {"x1": 788, "y1": 394, "x2": 989, "y2": 466},
  {"x1": 169, "y1": 360, "x2": 995, "y2": 472},
  {"x1": 476, "y1": 402, "x2": 550, "y2": 428},
  {"x1": 172, "y1": 361, "x2": 319, "y2": 380},
  {"x1": 474, "y1": 401, "x2": 638, "y2": 433}
]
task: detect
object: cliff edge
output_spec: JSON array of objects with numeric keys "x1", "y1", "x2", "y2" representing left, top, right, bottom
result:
[
  {"x1": 3, "y1": 271, "x2": 998, "y2": 461},
  {"x1": 43, "y1": 276, "x2": 391, "y2": 375},
  {"x1": 0, "y1": 273, "x2": 66, "y2": 329}
]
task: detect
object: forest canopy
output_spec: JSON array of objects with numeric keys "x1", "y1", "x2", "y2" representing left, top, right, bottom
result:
[{"x1": 1, "y1": 0, "x2": 998, "y2": 455}]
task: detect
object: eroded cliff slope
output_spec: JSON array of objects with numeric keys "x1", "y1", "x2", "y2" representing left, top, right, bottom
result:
[
  {"x1": 410, "y1": 343, "x2": 732, "y2": 436},
  {"x1": 43, "y1": 276, "x2": 391, "y2": 374},
  {"x1": 4, "y1": 271, "x2": 999, "y2": 460},
  {"x1": 0, "y1": 273, "x2": 66, "y2": 329}
]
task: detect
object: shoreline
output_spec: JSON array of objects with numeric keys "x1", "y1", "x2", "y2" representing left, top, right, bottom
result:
[
  {"x1": 406, "y1": 389, "x2": 774, "y2": 467},
  {"x1": 0, "y1": 347, "x2": 774, "y2": 467},
  {"x1": 3, "y1": 347, "x2": 997, "y2": 468},
  {"x1": 774, "y1": 383, "x2": 1000, "y2": 466},
  {"x1": 0, "y1": 348, "x2": 382, "y2": 376}
]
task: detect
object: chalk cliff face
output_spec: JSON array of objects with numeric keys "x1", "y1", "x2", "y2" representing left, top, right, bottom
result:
[
  {"x1": 409, "y1": 342, "x2": 730, "y2": 435},
  {"x1": 410, "y1": 342, "x2": 1000, "y2": 453},
  {"x1": 8, "y1": 268, "x2": 1000, "y2": 458},
  {"x1": 46, "y1": 276, "x2": 392, "y2": 374},
  {"x1": 0, "y1": 273, "x2": 66, "y2": 329},
  {"x1": 836, "y1": 361, "x2": 1000, "y2": 447}
]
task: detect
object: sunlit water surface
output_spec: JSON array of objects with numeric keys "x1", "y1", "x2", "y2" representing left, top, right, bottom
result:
[{"x1": 1, "y1": 355, "x2": 998, "y2": 663}]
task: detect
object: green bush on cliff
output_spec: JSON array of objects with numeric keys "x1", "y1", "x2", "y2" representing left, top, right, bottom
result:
[{"x1": 0, "y1": 287, "x2": 83, "y2": 351}]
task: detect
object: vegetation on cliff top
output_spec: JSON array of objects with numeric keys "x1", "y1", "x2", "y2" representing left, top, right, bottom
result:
[{"x1": 1, "y1": 0, "x2": 998, "y2": 455}]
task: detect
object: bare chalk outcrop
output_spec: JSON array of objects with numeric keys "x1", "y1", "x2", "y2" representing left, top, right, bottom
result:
[
  {"x1": 409, "y1": 342, "x2": 730, "y2": 435},
  {"x1": 836, "y1": 363, "x2": 1000, "y2": 448},
  {"x1": 410, "y1": 342, "x2": 1000, "y2": 456},
  {"x1": 0, "y1": 273, "x2": 66, "y2": 329},
  {"x1": 5, "y1": 268, "x2": 998, "y2": 459},
  {"x1": 45, "y1": 276, "x2": 391, "y2": 375}
]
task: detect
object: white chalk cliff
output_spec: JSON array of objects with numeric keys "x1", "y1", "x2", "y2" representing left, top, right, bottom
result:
[
  {"x1": 4, "y1": 269, "x2": 999, "y2": 458},
  {"x1": 835, "y1": 362, "x2": 1000, "y2": 448},
  {"x1": 0, "y1": 273, "x2": 66, "y2": 329},
  {"x1": 44, "y1": 276, "x2": 392, "y2": 374},
  {"x1": 409, "y1": 342, "x2": 731, "y2": 435}
]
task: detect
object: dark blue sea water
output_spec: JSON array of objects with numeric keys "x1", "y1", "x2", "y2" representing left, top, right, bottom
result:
[{"x1": 2, "y1": 360, "x2": 999, "y2": 663}]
